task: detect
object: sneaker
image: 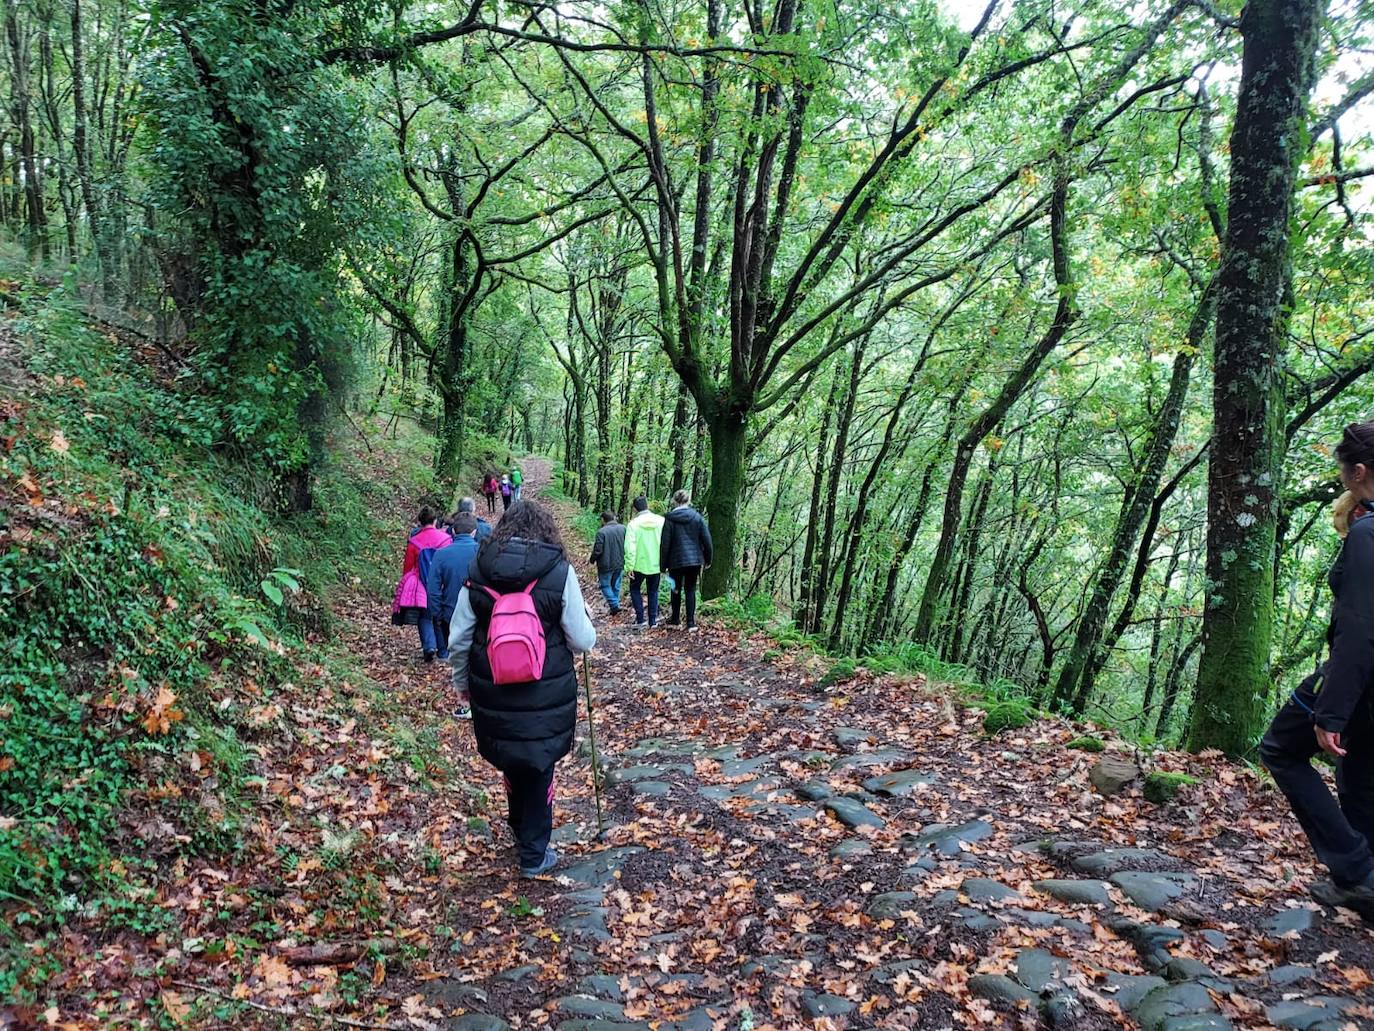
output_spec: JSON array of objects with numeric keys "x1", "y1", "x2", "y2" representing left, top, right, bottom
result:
[
  {"x1": 609, "y1": 606, "x2": 621, "y2": 616},
  {"x1": 1312, "y1": 873, "x2": 1374, "y2": 920},
  {"x1": 632, "y1": 621, "x2": 647, "y2": 632},
  {"x1": 423, "y1": 650, "x2": 437, "y2": 663},
  {"x1": 686, "y1": 625, "x2": 700, "y2": 633},
  {"x1": 453, "y1": 705, "x2": 472, "y2": 720},
  {"x1": 520, "y1": 847, "x2": 558, "y2": 878}
]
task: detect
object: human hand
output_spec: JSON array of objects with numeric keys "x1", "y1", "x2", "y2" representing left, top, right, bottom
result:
[{"x1": 1316, "y1": 726, "x2": 1347, "y2": 757}]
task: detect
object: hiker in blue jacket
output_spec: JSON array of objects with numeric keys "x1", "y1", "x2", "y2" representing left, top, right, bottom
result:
[
  {"x1": 426, "y1": 512, "x2": 480, "y2": 668},
  {"x1": 1261, "y1": 420, "x2": 1374, "y2": 922}
]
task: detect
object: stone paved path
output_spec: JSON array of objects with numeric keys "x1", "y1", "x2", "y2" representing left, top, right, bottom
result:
[{"x1": 399, "y1": 464, "x2": 1374, "y2": 1030}]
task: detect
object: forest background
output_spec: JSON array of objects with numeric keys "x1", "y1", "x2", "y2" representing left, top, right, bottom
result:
[{"x1": 0, "y1": 0, "x2": 1372, "y2": 997}]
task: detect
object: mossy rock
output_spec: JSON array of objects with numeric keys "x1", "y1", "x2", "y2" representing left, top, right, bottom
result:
[
  {"x1": 1143, "y1": 771, "x2": 1198, "y2": 804},
  {"x1": 982, "y1": 699, "x2": 1033, "y2": 736},
  {"x1": 1067, "y1": 736, "x2": 1105, "y2": 753}
]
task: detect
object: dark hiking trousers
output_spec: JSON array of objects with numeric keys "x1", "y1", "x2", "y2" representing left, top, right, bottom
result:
[
  {"x1": 668, "y1": 566, "x2": 700, "y2": 628},
  {"x1": 630, "y1": 571, "x2": 660, "y2": 626},
  {"x1": 503, "y1": 765, "x2": 556, "y2": 869},
  {"x1": 1259, "y1": 677, "x2": 1374, "y2": 887}
]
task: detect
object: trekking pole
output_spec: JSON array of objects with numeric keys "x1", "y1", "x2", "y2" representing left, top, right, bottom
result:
[{"x1": 581, "y1": 651, "x2": 608, "y2": 842}]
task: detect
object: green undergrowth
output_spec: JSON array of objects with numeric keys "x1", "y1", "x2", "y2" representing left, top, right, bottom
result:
[
  {"x1": 703, "y1": 594, "x2": 1040, "y2": 734},
  {"x1": 0, "y1": 283, "x2": 437, "y2": 999}
]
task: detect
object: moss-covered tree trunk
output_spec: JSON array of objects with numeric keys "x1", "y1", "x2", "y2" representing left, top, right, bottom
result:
[
  {"x1": 1189, "y1": 0, "x2": 1322, "y2": 756},
  {"x1": 701, "y1": 411, "x2": 748, "y2": 600}
]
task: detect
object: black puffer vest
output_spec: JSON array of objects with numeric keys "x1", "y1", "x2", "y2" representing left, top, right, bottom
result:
[{"x1": 466, "y1": 538, "x2": 576, "y2": 772}]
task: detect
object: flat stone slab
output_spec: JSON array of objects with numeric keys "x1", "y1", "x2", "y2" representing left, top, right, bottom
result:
[
  {"x1": 629, "y1": 780, "x2": 671, "y2": 797},
  {"x1": 1267, "y1": 965, "x2": 1315, "y2": 986},
  {"x1": 834, "y1": 726, "x2": 872, "y2": 749},
  {"x1": 626, "y1": 737, "x2": 700, "y2": 758},
  {"x1": 1130, "y1": 982, "x2": 1219, "y2": 1027},
  {"x1": 558, "y1": 905, "x2": 611, "y2": 941},
  {"x1": 719, "y1": 756, "x2": 771, "y2": 777},
  {"x1": 963, "y1": 877, "x2": 1020, "y2": 903},
  {"x1": 1071, "y1": 847, "x2": 1171, "y2": 877},
  {"x1": 1266, "y1": 998, "x2": 1353, "y2": 1030},
  {"x1": 867, "y1": 891, "x2": 918, "y2": 919},
  {"x1": 448, "y1": 1017, "x2": 510, "y2": 1031},
  {"x1": 830, "y1": 838, "x2": 872, "y2": 859},
  {"x1": 559, "y1": 847, "x2": 645, "y2": 887},
  {"x1": 1014, "y1": 948, "x2": 1068, "y2": 992},
  {"x1": 1267, "y1": 907, "x2": 1317, "y2": 936},
  {"x1": 830, "y1": 747, "x2": 910, "y2": 771},
  {"x1": 968, "y1": 973, "x2": 1037, "y2": 1004},
  {"x1": 1033, "y1": 879, "x2": 1112, "y2": 906},
  {"x1": 862, "y1": 769, "x2": 938, "y2": 796},
  {"x1": 555, "y1": 997, "x2": 627, "y2": 1021},
  {"x1": 605, "y1": 764, "x2": 690, "y2": 785},
  {"x1": 795, "y1": 780, "x2": 833, "y2": 801},
  {"x1": 903, "y1": 818, "x2": 994, "y2": 855},
  {"x1": 823, "y1": 796, "x2": 885, "y2": 829},
  {"x1": 801, "y1": 992, "x2": 856, "y2": 1017},
  {"x1": 495, "y1": 964, "x2": 540, "y2": 982},
  {"x1": 1110, "y1": 871, "x2": 1197, "y2": 911},
  {"x1": 576, "y1": 974, "x2": 626, "y2": 1000},
  {"x1": 1103, "y1": 973, "x2": 1167, "y2": 1011}
]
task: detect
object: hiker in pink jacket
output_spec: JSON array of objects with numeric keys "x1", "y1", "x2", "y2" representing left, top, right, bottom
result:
[{"x1": 391, "y1": 507, "x2": 452, "y2": 662}]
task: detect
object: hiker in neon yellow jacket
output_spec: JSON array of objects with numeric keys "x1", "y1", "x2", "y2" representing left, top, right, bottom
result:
[{"x1": 623, "y1": 496, "x2": 665, "y2": 629}]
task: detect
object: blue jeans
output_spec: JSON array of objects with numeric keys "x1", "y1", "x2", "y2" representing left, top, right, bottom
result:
[
  {"x1": 512, "y1": 483, "x2": 522, "y2": 501},
  {"x1": 629, "y1": 572, "x2": 660, "y2": 626},
  {"x1": 417, "y1": 616, "x2": 438, "y2": 655},
  {"x1": 597, "y1": 569, "x2": 622, "y2": 611}
]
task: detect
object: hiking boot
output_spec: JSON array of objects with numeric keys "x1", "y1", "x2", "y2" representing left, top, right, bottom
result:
[
  {"x1": 686, "y1": 624, "x2": 700, "y2": 633},
  {"x1": 520, "y1": 847, "x2": 558, "y2": 878},
  {"x1": 453, "y1": 705, "x2": 472, "y2": 720},
  {"x1": 609, "y1": 606, "x2": 621, "y2": 616},
  {"x1": 632, "y1": 621, "x2": 647, "y2": 632},
  {"x1": 1311, "y1": 873, "x2": 1374, "y2": 921},
  {"x1": 423, "y1": 650, "x2": 437, "y2": 663}
]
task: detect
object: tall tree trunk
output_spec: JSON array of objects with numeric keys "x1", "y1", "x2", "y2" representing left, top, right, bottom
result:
[
  {"x1": 5, "y1": 0, "x2": 47, "y2": 259},
  {"x1": 1190, "y1": 0, "x2": 1322, "y2": 756},
  {"x1": 797, "y1": 366, "x2": 841, "y2": 629},
  {"x1": 669, "y1": 382, "x2": 691, "y2": 495},
  {"x1": 1055, "y1": 306, "x2": 1208, "y2": 712},
  {"x1": 70, "y1": 0, "x2": 109, "y2": 296},
  {"x1": 914, "y1": 176, "x2": 1077, "y2": 644},
  {"x1": 700, "y1": 410, "x2": 748, "y2": 600},
  {"x1": 810, "y1": 341, "x2": 864, "y2": 633},
  {"x1": 1140, "y1": 548, "x2": 1182, "y2": 718}
]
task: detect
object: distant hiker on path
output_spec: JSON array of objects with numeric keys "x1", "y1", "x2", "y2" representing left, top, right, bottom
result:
[
  {"x1": 426, "y1": 512, "x2": 480, "y2": 673},
  {"x1": 500, "y1": 474, "x2": 513, "y2": 511},
  {"x1": 482, "y1": 473, "x2": 500, "y2": 514},
  {"x1": 390, "y1": 507, "x2": 452, "y2": 662},
  {"x1": 624, "y1": 496, "x2": 664, "y2": 630},
  {"x1": 660, "y1": 489, "x2": 712, "y2": 632},
  {"x1": 457, "y1": 496, "x2": 493, "y2": 542},
  {"x1": 445, "y1": 501, "x2": 596, "y2": 878},
  {"x1": 1261, "y1": 420, "x2": 1374, "y2": 922},
  {"x1": 589, "y1": 511, "x2": 626, "y2": 616},
  {"x1": 511, "y1": 461, "x2": 524, "y2": 502}
]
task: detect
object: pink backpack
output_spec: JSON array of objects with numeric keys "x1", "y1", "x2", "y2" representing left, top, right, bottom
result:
[{"x1": 480, "y1": 581, "x2": 546, "y2": 684}]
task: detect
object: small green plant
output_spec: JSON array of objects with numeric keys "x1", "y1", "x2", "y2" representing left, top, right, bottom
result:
[
  {"x1": 258, "y1": 566, "x2": 302, "y2": 606},
  {"x1": 507, "y1": 896, "x2": 543, "y2": 919},
  {"x1": 1143, "y1": 771, "x2": 1199, "y2": 804},
  {"x1": 1068, "y1": 735, "x2": 1106, "y2": 752}
]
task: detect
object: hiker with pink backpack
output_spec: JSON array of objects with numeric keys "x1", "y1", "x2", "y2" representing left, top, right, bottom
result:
[{"x1": 444, "y1": 501, "x2": 596, "y2": 878}]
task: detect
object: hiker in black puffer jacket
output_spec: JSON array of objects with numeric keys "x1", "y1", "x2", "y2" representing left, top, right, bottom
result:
[
  {"x1": 659, "y1": 489, "x2": 713, "y2": 632},
  {"x1": 446, "y1": 501, "x2": 596, "y2": 877}
]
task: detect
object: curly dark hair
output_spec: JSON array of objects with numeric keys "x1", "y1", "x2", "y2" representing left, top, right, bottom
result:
[{"x1": 484, "y1": 500, "x2": 565, "y2": 554}]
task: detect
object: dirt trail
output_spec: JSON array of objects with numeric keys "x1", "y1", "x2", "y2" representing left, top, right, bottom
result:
[{"x1": 341, "y1": 462, "x2": 1373, "y2": 1031}]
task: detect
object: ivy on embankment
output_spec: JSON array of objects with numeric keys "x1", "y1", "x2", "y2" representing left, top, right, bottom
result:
[{"x1": 0, "y1": 286, "x2": 411, "y2": 997}]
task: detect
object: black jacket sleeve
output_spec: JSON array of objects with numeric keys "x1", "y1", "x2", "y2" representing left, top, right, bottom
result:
[
  {"x1": 1318, "y1": 519, "x2": 1374, "y2": 733},
  {"x1": 590, "y1": 529, "x2": 603, "y2": 566},
  {"x1": 660, "y1": 519, "x2": 676, "y2": 572},
  {"x1": 699, "y1": 514, "x2": 714, "y2": 568}
]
